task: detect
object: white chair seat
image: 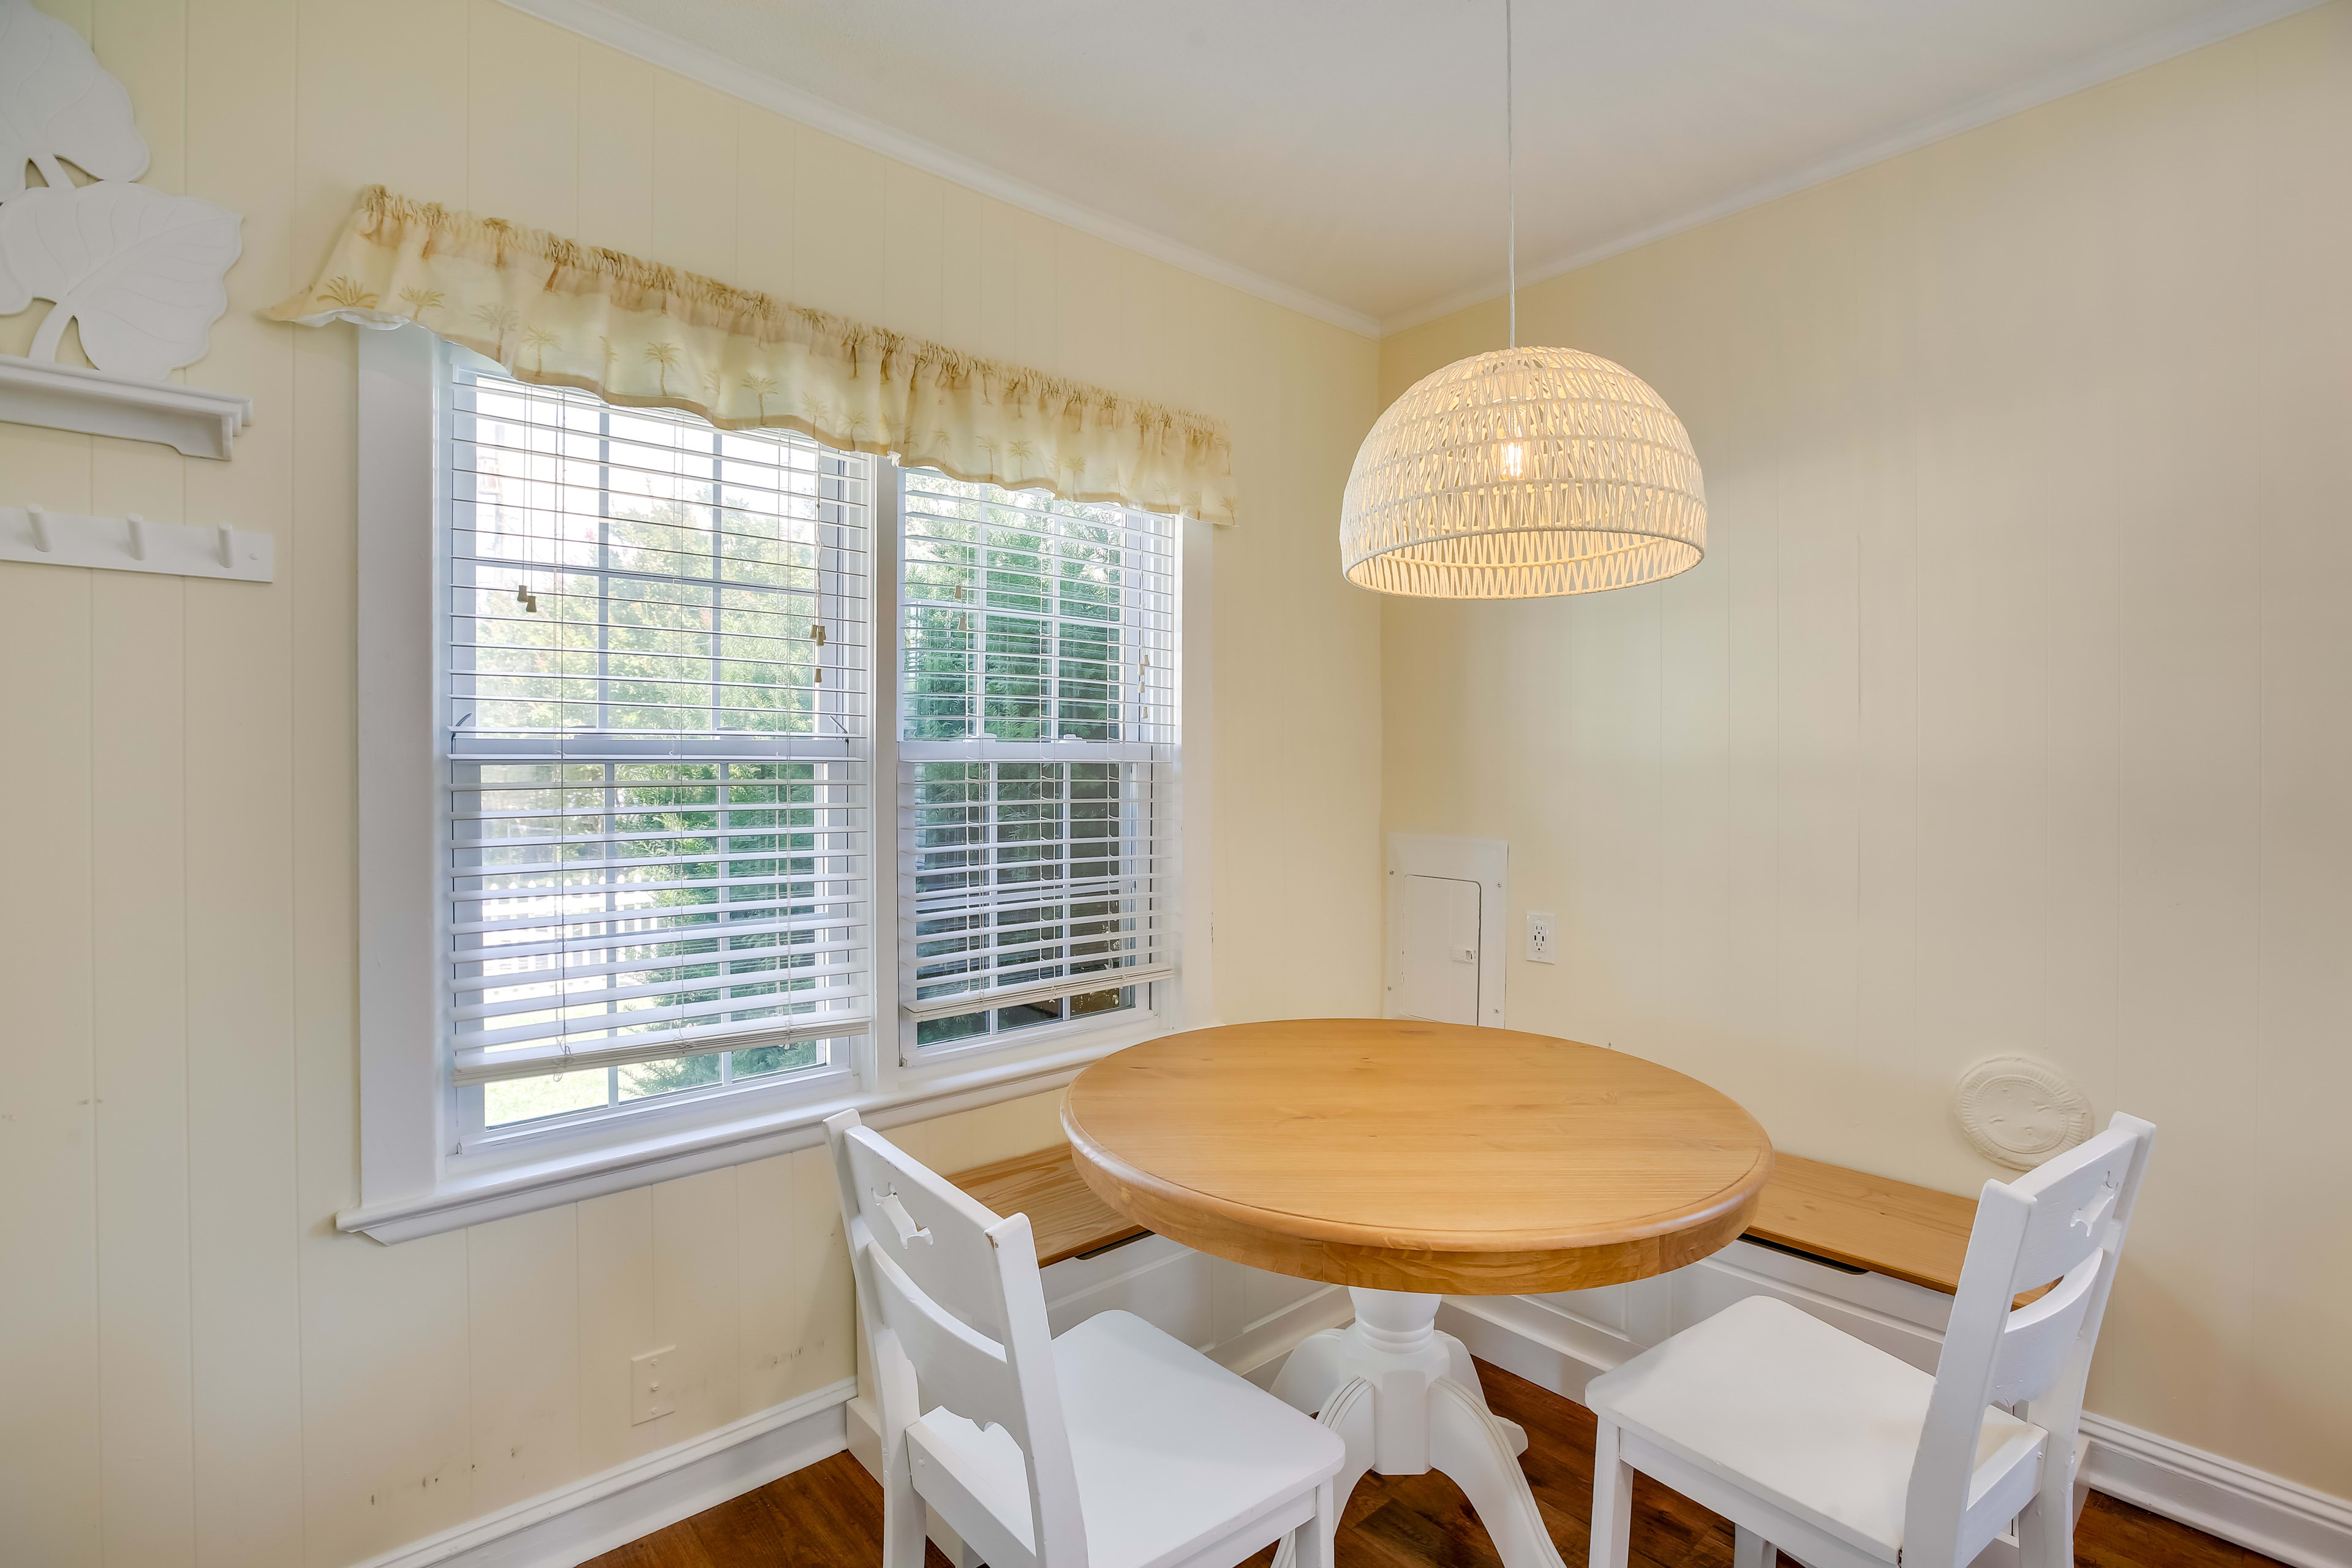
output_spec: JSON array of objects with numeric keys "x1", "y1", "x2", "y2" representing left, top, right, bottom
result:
[
  {"x1": 1586, "y1": 1297, "x2": 2045, "y2": 1564},
  {"x1": 910, "y1": 1310, "x2": 1346, "y2": 1568}
]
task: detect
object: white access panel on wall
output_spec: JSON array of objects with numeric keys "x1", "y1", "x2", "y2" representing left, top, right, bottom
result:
[
  {"x1": 1400, "y1": 874, "x2": 1481, "y2": 1023},
  {"x1": 1385, "y1": 835, "x2": 1507, "y2": 1027}
]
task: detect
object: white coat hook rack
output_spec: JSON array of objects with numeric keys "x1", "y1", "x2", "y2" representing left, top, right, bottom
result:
[{"x1": 1, "y1": 503, "x2": 273, "y2": 582}]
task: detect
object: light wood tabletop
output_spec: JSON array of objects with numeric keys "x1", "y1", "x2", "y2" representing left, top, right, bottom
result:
[{"x1": 1061, "y1": 1018, "x2": 1774, "y2": 1295}]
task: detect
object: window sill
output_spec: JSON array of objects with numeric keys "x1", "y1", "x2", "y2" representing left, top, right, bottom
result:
[{"x1": 336, "y1": 1022, "x2": 1177, "y2": 1244}]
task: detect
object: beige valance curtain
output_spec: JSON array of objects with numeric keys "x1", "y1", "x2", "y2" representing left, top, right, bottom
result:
[{"x1": 271, "y1": 186, "x2": 1237, "y2": 525}]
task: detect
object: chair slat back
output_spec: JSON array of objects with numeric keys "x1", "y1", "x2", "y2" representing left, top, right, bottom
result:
[
  {"x1": 839, "y1": 1124, "x2": 1012, "y2": 1341},
  {"x1": 1986, "y1": 1249, "x2": 2101, "y2": 1408},
  {"x1": 1903, "y1": 1113, "x2": 2156, "y2": 1568},
  {"x1": 2005, "y1": 1124, "x2": 2143, "y2": 1294},
  {"x1": 824, "y1": 1113, "x2": 1090, "y2": 1568},
  {"x1": 867, "y1": 1244, "x2": 1030, "y2": 1442}
]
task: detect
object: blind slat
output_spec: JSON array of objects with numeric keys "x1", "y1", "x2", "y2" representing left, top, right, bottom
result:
[{"x1": 454, "y1": 1014, "x2": 871, "y2": 1086}]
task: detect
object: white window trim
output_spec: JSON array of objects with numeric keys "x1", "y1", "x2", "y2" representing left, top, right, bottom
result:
[{"x1": 344, "y1": 324, "x2": 1216, "y2": 1244}]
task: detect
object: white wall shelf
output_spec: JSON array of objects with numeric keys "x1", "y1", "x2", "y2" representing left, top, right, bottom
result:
[
  {"x1": 0, "y1": 504, "x2": 273, "y2": 582},
  {"x1": 0, "y1": 355, "x2": 252, "y2": 460}
]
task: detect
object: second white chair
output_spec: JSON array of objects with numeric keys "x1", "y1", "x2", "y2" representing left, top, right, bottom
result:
[
  {"x1": 1585, "y1": 1112, "x2": 2156, "y2": 1568},
  {"x1": 824, "y1": 1109, "x2": 1346, "y2": 1568}
]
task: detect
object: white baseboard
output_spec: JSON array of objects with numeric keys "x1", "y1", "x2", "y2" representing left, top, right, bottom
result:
[
  {"x1": 347, "y1": 1292, "x2": 2352, "y2": 1568},
  {"x1": 1441, "y1": 1297, "x2": 2351, "y2": 1568},
  {"x1": 354, "y1": 1378, "x2": 856, "y2": 1568},
  {"x1": 2081, "y1": 1412, "x2": 2352, "y2": 1568}
]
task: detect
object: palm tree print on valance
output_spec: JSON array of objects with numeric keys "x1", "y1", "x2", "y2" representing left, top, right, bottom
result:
[{"x1": 271, "y1": 186, "x2": 1238, "y2": 526}]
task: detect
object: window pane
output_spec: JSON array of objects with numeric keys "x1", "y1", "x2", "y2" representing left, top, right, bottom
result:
[
  {"x1": 899, "y1": 478, "x2": 1172, "y2": 747},
  {"x1": 618, "y1": 1052, "x2": 725, "y2": 1101},
  {"x1": 915, "y1": 1012, "x2": 989, "y2": 1048},
  {"x1": 450, "y1": 375, "x2": 868, "y2": 743},
  {"x1": 996, "y1": 999, "x2": 1063, "y2": 1033},
  {"x1": 732, "y1": 1039, "x2": 827, "y2": 1080},
  {"x1": 449, "y1": 757, "x2": 865, "y2": 1074},
  {"x1": 905, "y1": 758, "x2": 1156, "y2": 1009},
  {"x1": 447, "y1": 364, "x2": 872, "y2": 1117},
  {"x1": 1068, "y1": 986, "x2": 1133, "y2": 1019},
  {"x1": 484, "y1": 1069, "x2": 611, "y2": 1128},
  {"x1": 897, "y1": 470, "x2": 1174, "y2": 1056}
]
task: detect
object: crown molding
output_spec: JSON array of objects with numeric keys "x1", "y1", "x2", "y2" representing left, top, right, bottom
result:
[
  {"x1": 1377, "y1": 0, "x2": 2329, "y2": 337},
  {"x1": 491, "y1": 0, "x2": 1381, "y2": 339},
  {"x1": 496, "y1": 0, "x2": 2324, "y2": 344}
]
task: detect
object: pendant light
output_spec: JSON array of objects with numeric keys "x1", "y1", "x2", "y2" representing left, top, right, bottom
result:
[{"x1": 1340, "y1": 0, "x2": 1706, "y2": 598}]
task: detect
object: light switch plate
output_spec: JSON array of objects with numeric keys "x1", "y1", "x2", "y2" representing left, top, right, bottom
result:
[
  {"x1": 1525, "y1": 910, "x2": 1557, "y2": 964},
  {"x1": 630, "y1": 1345, "x2": 679, "y2": 1425}
]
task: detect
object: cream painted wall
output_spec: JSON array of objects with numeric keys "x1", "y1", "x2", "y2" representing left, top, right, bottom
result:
[
  {"x1": 0, "y1": 0, "x2": 1382, "y2": 1560},
  {"x1": 1381, "y1": 2, "x2": 2350, "y2": 1497}
]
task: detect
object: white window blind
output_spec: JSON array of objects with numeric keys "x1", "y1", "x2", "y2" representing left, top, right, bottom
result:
[
  {"x1": 445, "y1": 367, "x2": 870, "y2": 1114},
  {"x1": 897, "y1": 471, "x2": 1177, "y2": 1052}
]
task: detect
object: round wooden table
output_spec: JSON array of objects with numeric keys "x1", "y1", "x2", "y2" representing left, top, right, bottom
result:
[{"x1": 1062, "y1": 1019, "x2": 1773, "y2": 1568}]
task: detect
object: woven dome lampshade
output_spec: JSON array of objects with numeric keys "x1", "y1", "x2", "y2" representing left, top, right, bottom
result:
[{"x1": 1340, "y1": 345, "x2": 1706, "y2": 599}]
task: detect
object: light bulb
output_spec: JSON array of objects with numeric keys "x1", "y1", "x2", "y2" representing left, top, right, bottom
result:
[{"x1": 1501, "y1": 442, "x2": 1526, "y2": 478}]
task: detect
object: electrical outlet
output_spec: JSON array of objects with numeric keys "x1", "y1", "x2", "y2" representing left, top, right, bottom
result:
[
  {"x1": 1525, "y1": 910, "x2": 1557, "y2": 964},
  {"x1": 630, "y1": 1346, "x2": 678, "y2": 1426}
]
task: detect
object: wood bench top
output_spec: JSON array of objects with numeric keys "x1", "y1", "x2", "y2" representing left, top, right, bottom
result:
[
  {"x1": 949, "y1": 1143, "x2": 1989, "y2": 1295},
  {"x1": 1741, "y1": 1152, "x2": 1980, "y2": 1295},
  {"x1": 949, "y1": 1144, "x2": 1149, "y2": 1268}
]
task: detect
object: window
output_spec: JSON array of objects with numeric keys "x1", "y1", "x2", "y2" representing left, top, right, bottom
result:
[
  {"x1": 444, "y1": 366, "x2": 870, "y2": 1136},
  {"x1": 353, "y1": 333, "x2": 1196, "y2": 1219},
  {"x1": 426, "y1": 356, "x2": 1185, "y2": 1150},
  {"x1": 895, "y1": 471, "x2": 1178, "y2": 1061}
]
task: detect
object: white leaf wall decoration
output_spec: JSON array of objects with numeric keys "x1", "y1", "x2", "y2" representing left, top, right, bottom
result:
[
  {"x1": 0, "y1": 0, "x2": 149, "y2": 197},
  {"x1": 0, "y1": 181, "x2": 242, "y2": 378}
]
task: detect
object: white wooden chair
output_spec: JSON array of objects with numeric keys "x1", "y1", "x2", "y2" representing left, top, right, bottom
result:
[
  {"x1": 1585, "y1": 1112, "x2": 2157, "y2": 1568},
  {"x1": 824, "y1": 1110, "x2": 1346, "y2": 1568}
]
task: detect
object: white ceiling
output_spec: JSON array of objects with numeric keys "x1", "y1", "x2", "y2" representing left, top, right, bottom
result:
[{"x1": 518, "y1": 0, "x2": 2319, "y2": 334}]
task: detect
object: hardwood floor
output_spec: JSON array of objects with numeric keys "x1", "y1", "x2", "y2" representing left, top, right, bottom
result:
[{"x1": 589, "y1": 1360, "x2": 2276, "y2": 1568}]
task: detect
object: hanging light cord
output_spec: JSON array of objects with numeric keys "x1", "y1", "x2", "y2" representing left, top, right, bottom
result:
[{"x1": 1505, "y1": 0, "x2": 1517, "y2": 350}]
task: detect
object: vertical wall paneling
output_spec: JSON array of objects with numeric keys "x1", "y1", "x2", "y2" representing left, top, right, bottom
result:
[
  {"x1": 1055, "y1": 230, "x2": 1120, "y2": 394},
  {"x1": 937, "y1": 181, "x2": 987, "y2": 360},
  {"x1": 89, "y1": 478, "x2": 196, "y2": 1567},
  {"x1": 783, "y1": 1145, "x2": 855, "y2": 1403},
  {"x1": 573, "y1": 42, "x2": 655, "y2": 257},
  {"x1": 573, "y1": 1187, "x2": 657, "y2": 1476},
  {"x1": 650, "y1": 1168, "x2": 744, "y2": 1446},
  {"x1": 881, "y1": 162, "x2": 948, "y2": 344},
  {"x1": 71, "y1": 12, "x2": 200, "y2": 1556},
  {"x1": 4, "y1": 0, "x2": 1385, "y2": 1558},
  {"x1": 789, "y1": 129, "x2": 878, "y2": 323},
  {"x1": 1845, "y1": 164, "x2": 1926, "y2": 1175},
  {"x1": 1011, "y1": 207, "x2": 1062, "y2": 380},
  {"x1": 649, "y1": 74, "x2": 739, "y2": 285},
  {"x1": 0, "y1": 484, "x2": 98, "y2": 1564},
  {"x1": 466, "y1": 1205, "x2": 584, "y2": 1518},
  {"x1": 734, "y1": 1154, "x2": 800, "y2": 1415},
  {"x1": 1377, "y1": 3, "x2": 2352, "y2": 1496},
  {"x1": 731, "y1": 109, "x2": 796, "y2": 306},
  {"x1": 2245, "y1": 1, "x2": 2352, "y2": 1472},
  {"x1": 184, "y1": 0, "x2": 306, "y2": 1557},
  {"x1": 467, "y1": 1, "x2": 581, "y2": 236},
  {"x1": 292, "y1": 0, "x2": 467, "y2": 262},
  {"x1": 300, "y1": 1232, "x2": 475, "y2": 1566},
  {"x1": 975, "y1": 196, "x2": 1020, "y2": 366},
  {"x1": 2101, "y1": 43, "x2": 2266, "y2": 1457}
]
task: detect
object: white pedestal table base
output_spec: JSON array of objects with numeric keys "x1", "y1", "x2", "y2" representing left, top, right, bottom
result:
[{"x1": 1269, "y1": 1288, "x2": 1563, "y2": 1568}]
